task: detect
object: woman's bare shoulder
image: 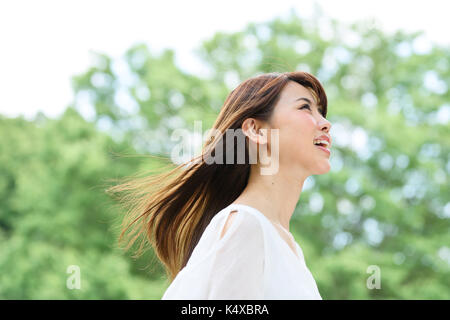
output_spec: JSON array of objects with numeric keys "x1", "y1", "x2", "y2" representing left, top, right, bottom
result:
[{"x1": 219, "y1": 209, "x2": 238, "y2": 240}]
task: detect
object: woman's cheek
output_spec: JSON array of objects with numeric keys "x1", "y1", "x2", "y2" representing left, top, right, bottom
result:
[
  {"x1": 280, "y1": 131, "x2": 302, "y2": 162},
  {"x1": 301, "y1": 114, "x2": 316, "y2": 127}
]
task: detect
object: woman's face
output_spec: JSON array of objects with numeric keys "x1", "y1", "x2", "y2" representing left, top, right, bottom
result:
[{"x1": 266, "y1": 81, "x2": 332, "y2": 176}]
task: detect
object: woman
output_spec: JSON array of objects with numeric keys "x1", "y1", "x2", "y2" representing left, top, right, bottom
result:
[{"x1": 108, "y1": 71, "x2": 332, "y2": 299}]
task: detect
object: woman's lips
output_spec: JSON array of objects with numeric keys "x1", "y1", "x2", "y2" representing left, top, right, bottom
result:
[{"x1": 315, "y1": 145, "x2": 330, "y2": 155}]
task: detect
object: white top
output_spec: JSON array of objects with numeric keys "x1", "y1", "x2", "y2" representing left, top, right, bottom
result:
[{"x1": 161, "y1": 203, "x2": 322, "y2": 300}]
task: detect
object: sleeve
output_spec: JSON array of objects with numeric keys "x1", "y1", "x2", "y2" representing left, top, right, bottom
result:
[{"x1": 206, "y1": 209, "x2": 265, "y2": 300}]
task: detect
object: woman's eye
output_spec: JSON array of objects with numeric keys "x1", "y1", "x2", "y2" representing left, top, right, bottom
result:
[{"x1": 300, "y1": 104, "x2": 311, "y2": 111}]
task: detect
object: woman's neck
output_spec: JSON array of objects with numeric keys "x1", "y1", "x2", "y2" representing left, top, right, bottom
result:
[{"x1": 232, "y1": 165, "x2": 307, "y2": 231}]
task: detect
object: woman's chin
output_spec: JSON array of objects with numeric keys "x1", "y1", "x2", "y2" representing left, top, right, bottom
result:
[{"x1": 313, "y1": 162, "x2": 331, "y2": 175}]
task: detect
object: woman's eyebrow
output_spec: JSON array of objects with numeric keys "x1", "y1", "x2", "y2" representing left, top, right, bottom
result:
[
  {"x1": 294, "y1": 97, "x2": 324, "y2": 114},
  {"x1": 294, "y1": 97, "x2": 313, "y2": 104}
]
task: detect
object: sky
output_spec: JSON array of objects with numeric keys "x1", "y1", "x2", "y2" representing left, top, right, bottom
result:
[{"x1": 0, "y1": 0, "x2": 448, "y2": 120}]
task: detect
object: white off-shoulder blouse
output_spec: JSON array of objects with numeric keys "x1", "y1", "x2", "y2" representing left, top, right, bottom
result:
[{"x1": 161, "y1": 203, "x2": 322, "y2": 300}]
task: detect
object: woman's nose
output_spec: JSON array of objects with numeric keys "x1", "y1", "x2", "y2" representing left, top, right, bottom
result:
[{"x1": 319, "y1": 118, "x2": 331, "y2": 132}]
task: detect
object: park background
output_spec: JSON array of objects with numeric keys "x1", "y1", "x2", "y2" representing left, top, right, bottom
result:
[{"x1": 0, "y1": 0, "x2": 449, "y2": 299}]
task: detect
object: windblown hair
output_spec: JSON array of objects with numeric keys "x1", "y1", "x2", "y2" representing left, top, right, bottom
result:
[{"x1": 107, "y1": 71, "x2": 328, "y2": 282}]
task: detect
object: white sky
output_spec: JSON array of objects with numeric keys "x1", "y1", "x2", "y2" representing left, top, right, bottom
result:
[{"x1": 0, "y1": 0, "x2": 448, "y2": 120}]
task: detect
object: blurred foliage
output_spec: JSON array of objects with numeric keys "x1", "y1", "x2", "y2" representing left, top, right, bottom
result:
[{"x1": 1, "y1": 8, "x2": 449, "y2": 299}]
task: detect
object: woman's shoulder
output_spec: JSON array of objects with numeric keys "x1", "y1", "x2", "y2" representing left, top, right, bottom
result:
[
  {"x1": 200, "y1": 204, "x2": 267, "y2": 255},
  {"x1": 217, "y1": 203, "x2": 267, "y2": 239},
  {"x1": 218, "y1": 203, "x2": 269, "y2": 222},
  {"x1": 182, "y1": 203, "x2": 266, "y2": 272}
]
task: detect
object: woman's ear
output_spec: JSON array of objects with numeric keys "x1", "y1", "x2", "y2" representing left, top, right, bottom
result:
[{"x1": 242, "y1": 118, "x2": 268, "y2": 145}]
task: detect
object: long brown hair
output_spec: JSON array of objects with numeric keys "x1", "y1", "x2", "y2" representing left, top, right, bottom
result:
[{"x1": 107, "y1": 71, "x2": 328, "y2": 282}]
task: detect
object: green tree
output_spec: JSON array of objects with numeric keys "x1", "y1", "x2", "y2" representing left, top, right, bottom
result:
[{"x1": 0, "y1": 109, "x2": 168, "y2": 298}]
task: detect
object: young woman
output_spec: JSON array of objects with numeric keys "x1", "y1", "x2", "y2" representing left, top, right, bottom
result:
[{"x1": 109, "y1": 71, "x2": 332, "y2": 299}]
